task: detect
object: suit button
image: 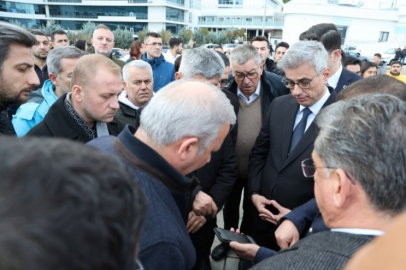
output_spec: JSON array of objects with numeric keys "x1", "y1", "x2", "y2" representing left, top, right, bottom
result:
[{"x1": 309, "y1": 227, "x2": 313, "y2": 233}]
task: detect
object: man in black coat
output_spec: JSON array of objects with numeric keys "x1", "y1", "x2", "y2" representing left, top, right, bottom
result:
[
  {"x1": 175, "y1": 47, "x2": 238, "y2": 270},
  {"x1": 251, "y1": 36, "x2": 284, "y2": 76},
  {"x1": 248, "y1": 40, "x2": 336, "y2": 251},
  {"x1": 211, "y1": 44, "x2": 289, "y2": 268},
  {"x1": 0, "y1": 22, "x2": 39, "y2": 136},
  {"x1": 27, "y1": 54, "x2": 121, "y2": 142}
]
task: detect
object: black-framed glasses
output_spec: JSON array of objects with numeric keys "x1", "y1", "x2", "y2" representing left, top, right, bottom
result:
[
  {"x1": 219, "y1": 79, "x2": 228, "y2": 88},
  {"x1": 133, "y1": 79, "x2": 152, "y2": 86},
  {"x1": 301, "y1": 158, "x2": 355, "y2": 184},
  {"x1": 233, "y1": 71, "x2": 259, "y2": 82},
  {"x1": 282, "y1": 74, "x2": 319, "y2": 89}
]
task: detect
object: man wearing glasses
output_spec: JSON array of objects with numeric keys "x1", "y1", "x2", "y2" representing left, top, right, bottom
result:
[
  {"x1": 249, "y1": 93, "x2": 406, "y2": 270},
  {"x1": 247, "y1": 40, "x2": 336, "y2": 254},
  {"x1": 211, "y1": 44, "x2": 288, "y2": 267},
  {"x1": 141, "y1": 32, "x2": 175, "y2": 92}
]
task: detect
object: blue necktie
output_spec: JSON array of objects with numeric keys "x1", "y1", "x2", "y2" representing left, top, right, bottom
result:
[{"x1": 290, "y1": 108, "x2": 312, "y2": 153}]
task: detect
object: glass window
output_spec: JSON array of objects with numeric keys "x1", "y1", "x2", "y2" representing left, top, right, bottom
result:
[
  {"x1": 166, "y1": 23, "x2": 182, "y2": 34},
  {"x1": 166, "y1": 0, "x2": 184, "y2": 5},
  {"x1": 0, "y1": 17, "x2": 47, "y2": 29},
  {"x1": 0, "y1": 1, "x2": 45, "y2": 14},
  {"x1": 49, "y1": 6, "x2": 147, "y2": 19},
  {"x1": 378, "y1": 31, "x2": 389, "y2": 42},
  {"x1": 218, "y1": 0, "x2": 233, "y2": 4},
  {"x1": 166, "y1": 7, "x2": 184, "y2": 22}
]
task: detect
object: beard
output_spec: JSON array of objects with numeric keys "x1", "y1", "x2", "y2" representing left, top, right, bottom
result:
[
  {"x1": 0, "y1": 75, "x2": 35, "y2": 106},
  {"x1": 390, "y1": 71, "x2": 400, "y2": 76}
]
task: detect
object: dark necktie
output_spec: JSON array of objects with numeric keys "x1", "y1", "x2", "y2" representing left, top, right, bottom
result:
[{"x1": 290, "y1": 107, "x2": 312, "y2": 153}]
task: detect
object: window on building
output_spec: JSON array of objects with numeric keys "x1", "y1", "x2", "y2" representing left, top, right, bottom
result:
[
  {"x1": 235, "y1": 0, "x2": 243, "y2": 4},
  {"x1": 378, "y1": 31, "x2": 389, "y2": 42},
  {"x1": 336, "y1": 25, "x2": 347, "y2": 44},
  {"x1": 218, "y1": 0, "x2": 233, "y2": 4}
]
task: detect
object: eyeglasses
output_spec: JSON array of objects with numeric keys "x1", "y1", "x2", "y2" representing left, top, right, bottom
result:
[
  {"x1": 282, "y1": 74, "x2": 319, "y2": 89},
  {"x1": 219, "y1": 79, "x2": 228, "y2": 88},
  {"x1": 234, "y1": 71, "x2": 259, "y2": 82},
  {"x1": 133, "y1": 79, "x2": 152, "y2": 86},
  {"x1": 301, "y1": 158, "x2": 355, "y2": 184},
  {"x1": 145, "y1": 42, "x2": 163, "y2": 47}
]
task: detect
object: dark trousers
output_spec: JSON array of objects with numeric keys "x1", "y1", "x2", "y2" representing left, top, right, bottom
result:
[
  {"x1": 222, "y1": 176, "x2": 254, "y2": 235},
  {"x1": 190, "y1": 216, "x2": 216, "y2": 269}
]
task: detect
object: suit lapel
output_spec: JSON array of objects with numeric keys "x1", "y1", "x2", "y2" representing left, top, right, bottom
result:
[
  {"x1": 281, "y1": 97, "x2": 299, "y2": 163},
  {"x1": 280, "y1": 88, "x2": 337, "y2": 171}
]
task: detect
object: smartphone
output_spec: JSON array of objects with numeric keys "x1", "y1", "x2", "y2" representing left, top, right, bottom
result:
[{"x1": 213, "y1": 228, "x2": 256, "y2": 244}]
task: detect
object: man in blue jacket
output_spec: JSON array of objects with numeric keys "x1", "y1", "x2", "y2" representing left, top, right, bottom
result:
[
  {"x1": 141, "y1": 32, "x2": 175, "y2": 92},
  {"x1": 12, "y1": 46, "x2": 85, "y2": 136}
]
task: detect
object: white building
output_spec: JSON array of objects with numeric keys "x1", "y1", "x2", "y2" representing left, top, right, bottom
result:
[{"x1": 282, "y1": 0, "x2": 406, "y2": 53}]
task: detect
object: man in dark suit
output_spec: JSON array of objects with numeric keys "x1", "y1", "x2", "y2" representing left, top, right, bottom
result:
[
  {"x1": 248, "y1": 40, "x2": 336, "y2": 251},
  {"x1": 299, "y1": 23, "x2": 362, "y2": 93},
  {"x1": 248, "y1": 93, "x2": 406, "y2": 269}
]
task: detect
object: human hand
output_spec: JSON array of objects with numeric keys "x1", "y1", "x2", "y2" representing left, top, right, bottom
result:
[
  {"x1": 251, "y1": 194, "x2": 277, "y2": 224},
  {"x1": 187, "y1": 211, "x2": 207, "y2": 233},
  {"x1": 259, "y1": 200, "x2": 291, "y2": 225},
  {"x1": 193, "y1": 191, "x2": 218, "y2": 218},
  {"x1": 275, "y1": 219, "x2": 300, "y2": 249},
  {"x1": 229, "y1": 241, "x2": 260, "y2": 262}
]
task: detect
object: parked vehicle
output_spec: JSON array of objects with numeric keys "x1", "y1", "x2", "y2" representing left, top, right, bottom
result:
[
  {"x1": 223, "y1": 43, "x2": 240, "y2": 52},
  {"x1": 201, "y1": 43, "x2": 219, "y2": 49},
  {"x1": 344, "y1": 50, "x2": 369, "y2": 62},
  {"x1": 162, "y1": 45, "x2": 169, "y2": 53}
]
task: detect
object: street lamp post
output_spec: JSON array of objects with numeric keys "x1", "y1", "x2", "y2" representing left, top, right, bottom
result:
[{"x1": 262, "y1": 0, "x2": 267, "y2": 36}]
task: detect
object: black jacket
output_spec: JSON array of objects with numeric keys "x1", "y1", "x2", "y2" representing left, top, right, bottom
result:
[
  {"x1": 27, "y1": 93, "x2": 120, "y2": 143},
  {"x1": 0, "y1": 105, "x2": 16, "y2": 136},
  {"x1": 114, "y1": 101, "x2": 140, "y2": 133},
  {"x1": 225, "y1": 71, "x2": 290, "y2": 118},
  {"x1": 264, "y1": 58, "x2": 284, "y2": 77}
]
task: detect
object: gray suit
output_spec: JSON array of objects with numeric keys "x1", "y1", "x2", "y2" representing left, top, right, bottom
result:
[{"x1": 251, "y1": 231, "x2": 373, "y2": 270}]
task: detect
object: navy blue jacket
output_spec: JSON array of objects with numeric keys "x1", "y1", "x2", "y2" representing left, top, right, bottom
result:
[
  {"x1": 335, "y1": 67, "x2": 362, "y2": 94},
  {"x1": 87, "y1": 125, "x2": 197, "y2": 270}
]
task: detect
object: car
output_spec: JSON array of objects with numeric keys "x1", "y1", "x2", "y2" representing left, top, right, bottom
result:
[
  {"x1": 380, "y1": 47, "x2": 402, "y2": 65},
  {"x1": 344, "y1": 50, "x2": 369, "y2": 62},
  {"x1": 111, "y1": 48, "x2": 129, "y2": 59},
  {"x1": 223, "y1": 43, "x2": 240, "y2": 52},
  {"x1": 201, "y1": 43, "x2": 220, "y2": 49},
  {"x1": 162, "y1": 45, "x2": 169, "y2": 53}
]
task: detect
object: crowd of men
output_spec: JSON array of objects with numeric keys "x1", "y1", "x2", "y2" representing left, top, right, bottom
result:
[{"x1": 1, "y1": 20, "x2": 406, "y2": 270}]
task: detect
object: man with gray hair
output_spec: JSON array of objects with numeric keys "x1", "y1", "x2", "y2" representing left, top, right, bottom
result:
[
  {"x1": 13, "y1": 46, "x2": 85, "y2": 136},
  {"x1": 247, "y1": 40, "x2": 336, "y2": 255},
  {"x1": 0, "y1": 22, "x2": 39, "y2": 135},
  {"x1": 91, "y1": 24, "x2": 125, "y2": 68},
  {"x1": 176, "y1": 47, "x2": 238, "y2": 270},
  {"x1": 114, "y1": 60, "x2": 153, "y2": 131},
  {"x1": 250, "y1": 93, "x2": 406, "y2": 269},
  {"x1": 212, "y1": 44, "x2": 289, "y2": 264},
  {"x1": 87, "y1": 80, "x2": 236, "y2": 270}
]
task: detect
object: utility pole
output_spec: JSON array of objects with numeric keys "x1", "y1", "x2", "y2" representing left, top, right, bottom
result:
[{"x1": 262, "y1": 0, "x2": 267, "y2": 36}]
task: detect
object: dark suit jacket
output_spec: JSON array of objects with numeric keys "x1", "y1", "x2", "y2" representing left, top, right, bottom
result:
[
  {"x1": 251, "y1": 231, "x2": 374, "y2": 270},
  {"x1": 335, "y1": 67, "x2": 363, "y2": 94},
  {"x1": 248, "y1": 87, "x2": 336, "y2": 228}
]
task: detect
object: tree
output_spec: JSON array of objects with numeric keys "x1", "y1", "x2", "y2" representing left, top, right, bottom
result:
[
  {"x1": 113, "y1": 26, "x2": 134, "y2": 49},
  {"x1": 38, "y1": 20, "x2": 63, "y2": 35},
  {"x1": 201, "y1": 28, "x2": 209, "y2": 44},
  {"x1": 283, "y1": 0, "x2": 290, "y2": 3},
  {"x1": 160, "y1": 30, "x2": 172, "y2": 45},
  {"x1": 9, "y1": 20, "x2": 26, "y2": 29},
  {"x1": 179, "y1": 27, "x2": 193, "y2": 44},
  {"x1": 81, "y1": 21, "x2": 96, "y2": 36}
]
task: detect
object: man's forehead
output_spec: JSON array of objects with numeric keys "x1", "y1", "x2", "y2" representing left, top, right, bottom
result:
[
  {"x1": 129, "y1": 67, "x2": 152, "y2": 78},
  {"x1": 94, "y1": 29, "x2": 113, "y2": 38},
  {"x1": 232, "y1": 59, "x2": 257, "y2": 70},
  {"x1": 55, "y1": 34, "x2": 68, "y2": 40},
  {"x1": 252, "y1": 41, "x2": 268, "y2": 48},
  {"x1": 276, "y1": 47, "x2": 287, "y2": 52},
  {"x1": 146, "y1": 36, "x2": 162, "y2": 42}
]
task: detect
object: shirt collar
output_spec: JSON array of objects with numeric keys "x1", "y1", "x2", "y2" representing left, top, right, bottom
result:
[
  {"x1": 331, "y1": 228, "x2": 384, "y2": 236},
  {"x1": 298, "y1": 86, "x2": 330, "y2": 115},
  {"x1": 328, "y1": 63, "x2": 342, "y2": 89}
]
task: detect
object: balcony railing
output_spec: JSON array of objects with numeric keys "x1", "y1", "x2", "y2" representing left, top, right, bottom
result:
[
  {"x1": 198, "y1": 19, "x2": 283, "y2": 27},
  {"x1": 50, "y1": 14, "x2": 148, "y2": 19}
]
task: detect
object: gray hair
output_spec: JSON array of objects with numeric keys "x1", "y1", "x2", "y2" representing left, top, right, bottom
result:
[
  {"x1": 140, "y1": 79, "x2": 236, "y2": 154},
  {"x1": 278, "y1": 40, "x2": 327, "y2": 74},
  {"x1": 122, "y1": 60, "x2": 153, "y2": 84},
  {"x1": 179, "y1": 48, "x2": 225, "y2": 79},
  {"x1": 46, "y1": 46, "x2": 85, "y2": 76},
  {"x1": 315, "y1": 94, "x2": 406, "y2": 215},
  {"x1": 230, "y1": 44, "x2": 261, "y2": 67}
]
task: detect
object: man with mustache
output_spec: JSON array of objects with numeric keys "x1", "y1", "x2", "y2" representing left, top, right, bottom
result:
[
  {"x1": 0, "y1": 22, "x2": 39, "y2": 136},
  {"x1": 27, "y1": 54, "x2": 121, "y2": 142}
]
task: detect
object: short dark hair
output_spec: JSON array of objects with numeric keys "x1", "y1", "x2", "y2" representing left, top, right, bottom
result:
[
  {"x1": 51, "y1": 29, "x2": 67, "y2": 41},
  {"x1": 360, "y1": 61, "x2": 377, "y2": 77},
  {"x1": 169, "y1": 37, "x2": 182, "y2": 48},
  {"x1": 251, "y1": 36, "x2": 269, "y2": 47},
  {"x1": 275, "y1": 42, "x2": 289, "y2": 51},
  {"x1": 30, "y1": 30, "x2": 46, "y2": 37},
  {"x1": 344, "y1": 56, "x2": 362, "y2": 68},
  {"x1": 75, "y1": 39, "x2": 87, "y2": 51},
  {"x1": 174, "y1": 54, "x2": 182, "y2": 73},
  {"x1": 299, "y1": 23, "x2": 338, "y2": 42},
  {"x1": 337, "y1": 74, "x2": 406, "y2": 102},
  {"x1": 0, "y1": 137, "x2": 147, "y2": 270},
  {"x1": 391, "y1": 60, "x2": 402, "y2": 66},
  {"x1": 216, "y1": 51, "x2": 230, "y2": 67},
  {"x1": 0, "y1": 22, "x2": 37, "y2": 76},
  {"x1": 374, "y1": 53, "x2": 382, "y2": 58},
  {"x1": 145, "y1": 32, "x2": 161, "y2": 42},
  {"x1": 320, "y1": 30, "x2": 342, "y2": 53}
]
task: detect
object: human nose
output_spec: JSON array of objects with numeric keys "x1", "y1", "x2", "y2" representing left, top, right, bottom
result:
[
  {"x1": 291, "y1": 84, "x2": 303, "y2": 96},
  {"x1": 242, "y1": 75, "x2": 251, "y2": 84},
  {"x1": 29, "y1": 69, "x2": 40, "y2": 86},
  {"x1": 110, "y1": 97, "x2": 120, "y2": 110}
]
